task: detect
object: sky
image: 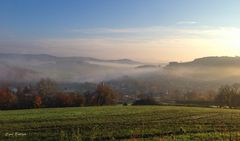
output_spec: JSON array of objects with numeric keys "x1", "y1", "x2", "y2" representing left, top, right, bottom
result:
[{"x1": 0, "y1": 0, "x2": 240, "y2": 63}]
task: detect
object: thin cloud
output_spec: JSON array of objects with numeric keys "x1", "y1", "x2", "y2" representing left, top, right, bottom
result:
[
  {"x1": 177, "y1": 21, "x2": 198, "y2": 25},
  {"x1": 71, "y1": 27, "x2": 165, "y2": 34},
  {"x1": 70, "y1": 26, "x2": 240, "y2": 40}
]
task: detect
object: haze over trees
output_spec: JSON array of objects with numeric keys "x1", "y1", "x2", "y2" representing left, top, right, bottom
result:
[
  {"x1": 0, "y1": 79, "x2": 118, "y2": 110},
  {"x1": 2, "y1": 55, "x2": 240, "y2": 109}
]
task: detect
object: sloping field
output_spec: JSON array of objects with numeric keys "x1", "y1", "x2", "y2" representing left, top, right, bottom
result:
[{"x1": 1, "y1": 106, "x2": 240, "y2": 141}]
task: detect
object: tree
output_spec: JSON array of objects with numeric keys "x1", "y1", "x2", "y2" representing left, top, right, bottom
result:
[
  {"x1": 34, "y1": 96, "x2": 42, "y2": 108},
  {"x1": 72, "y1": 94, "x2": 85, "y2": 107},
  {"x1": 16, "y1": 94, "x2": 34, "y2": 109},
  {"x1": 37, "y1": 78, "x2": 57, "y2": 107},
  {"x1": 56, "y1": 93, "x2": 73, "y2": 107},
  {"x1": 215, "y1": 85, "x2": 238, "y2": 108},
  {"x1": 55, "y1": 92, "x2": 85, "y2": 107},
  {"x1": 89, "y1": 83, "x2": 117, "y2": 106},
  {"x1": 132, "y1": 98, "x2": 158, "y2": 105},
  {"x1": 84, "y1": 91, "x2": 94, "y2": 106},
  {"x1": 37, "y1": 78, "x2": 57, "y2": 96},
  {"x1": 132, "y1": 94, "x2": 158, "y2": 105},
  {"x1": 0, "y1": 88, "x2": 17, "y2": 109}
]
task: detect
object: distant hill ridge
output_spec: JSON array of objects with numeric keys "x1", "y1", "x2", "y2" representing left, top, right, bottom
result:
[
  {"x1": 0, "y1": 53, "x2": 143, "y2": 82},
  {"x1": 166, "y1": 56, "x2": 240, "y2": 68},
  {"x1": 0, "y1": 53, "x2": 141, "y2": 65}
]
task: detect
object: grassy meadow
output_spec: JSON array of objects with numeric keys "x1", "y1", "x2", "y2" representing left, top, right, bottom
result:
[{"x1": 1, "y1": 106, "x2": 240, "y2": 141}]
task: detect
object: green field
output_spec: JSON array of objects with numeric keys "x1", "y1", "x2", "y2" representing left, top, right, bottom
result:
[{"x1": 1, "y1": 106, "x2": 240, "y2": 141}]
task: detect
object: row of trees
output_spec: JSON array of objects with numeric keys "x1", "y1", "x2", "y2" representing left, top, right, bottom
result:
[
  {"x1": 215, "y1": 84, "x2": 240, "y2": 108},
  {"x1": 165, "y1": 89, "x2": 216, "y2": 102},
  {"x1": 165, "y1": 84, "x2": 240, "y2": 108},
  {"x1": 2, "y1": 78, "x2": 240, "y2": 109},
  {"x1": 129, "y1": 83, "x2": 240, "y2": 107},
  {"x1": 0, "y1": 79, "x2": 118, "y2": 110}
]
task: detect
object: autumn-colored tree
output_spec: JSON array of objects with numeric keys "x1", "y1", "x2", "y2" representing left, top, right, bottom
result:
[
  {"x1": 72, "y1": 94, "x2": 85, "y2": 107},
  {"x1": 0, "y1": 88, "x2": 17, "y2": 109},
  {"x1": 34, "y1": 96, "x2": 42, "y2": 108},
  {"x1": 0, "y1": 81, "x2": 116, "y2": 109},
  {"x1": 55, "y1": 92, "x2": 85, "y2": 107},
  {"x1": 91, "y1": 83, "x2": 117, "y2": 106},
  {"x1": 56, "y1": 93, "x2": 73, "y2": 107}
]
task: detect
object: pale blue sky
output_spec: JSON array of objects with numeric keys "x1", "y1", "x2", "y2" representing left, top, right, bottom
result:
[{"x1": 1, "y1": 0, "x2": 240, "y2": 62}]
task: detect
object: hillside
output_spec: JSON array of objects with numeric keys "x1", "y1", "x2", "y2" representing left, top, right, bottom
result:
[
  {"x1": 106, "y1": 57, "x2": 240, "y2": 96},
  {"x1": 166, "y1": 56, "x2": 240, "y2": 68},
  {"x1": 0, "y1": 53, "x2": 143, "y2": 83},
  {"x1": 164, "y1": 56, "x2": 240, "y2": 81}
]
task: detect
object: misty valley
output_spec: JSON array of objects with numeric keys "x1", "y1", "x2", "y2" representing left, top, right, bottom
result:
[
  {"x1": 2, "y1": 1, "x2": 240, "y2": 140},
  {"x1": 2, "y1": 54, "x2": 240, "y2": 101},
  {"x1": 2, "y1": 54, "x2": 240, "y2": 141}
]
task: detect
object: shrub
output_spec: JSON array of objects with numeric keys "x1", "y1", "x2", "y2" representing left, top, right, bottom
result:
[{"x1": 132, "y1": 98, "x2": 158, "y2": 105}]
